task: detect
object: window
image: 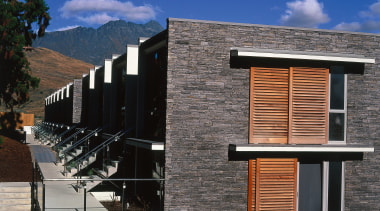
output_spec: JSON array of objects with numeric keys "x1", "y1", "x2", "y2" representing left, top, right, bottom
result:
[
  {"x1": 250, "y1": 66, "x2": 347, "y2": 144},
  {"x1": 249, "y1": 159, "x2": 345, "y2": 211},
  {"x1": 329, "y1": 66, "x2": 346, "y2": 142},
  {"x1": 250, "y1": 67, "x2": 329, "y2": 144}
]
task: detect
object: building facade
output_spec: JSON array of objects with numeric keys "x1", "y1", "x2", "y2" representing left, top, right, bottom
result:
[{"x1": 43, "y1": 18, "x2": 378, "y2": 210}]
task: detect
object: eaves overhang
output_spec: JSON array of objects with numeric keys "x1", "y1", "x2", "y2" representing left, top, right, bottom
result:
[
  {"x1": 230, "y1": 144, "x2": 374, "y2": 152},
  {"x1": 125, "y1": 138, "x2": 164, "y2": 151},
  {"x1": 229, "y1": 144, "x2": 374, "y2": 161},
  {"x1": 230, "y1": 48, "x2": 375, "y2": 64}
]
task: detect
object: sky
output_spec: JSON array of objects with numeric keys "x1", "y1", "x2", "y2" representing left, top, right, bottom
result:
[{"x1": 44, "y1": 0, "x2": 380, "y2": 33}]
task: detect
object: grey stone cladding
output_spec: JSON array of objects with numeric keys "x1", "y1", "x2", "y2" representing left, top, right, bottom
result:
[
  {"x1": 72, "y1": 79, "x2": 82, "y2": 124},
  {"x1": 165, "y1": 18, "x2": 380, "y2": 210}
]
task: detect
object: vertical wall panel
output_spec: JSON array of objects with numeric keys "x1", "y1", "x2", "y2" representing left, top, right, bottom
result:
[
  {"x1": 289, "y1": 67, "x2": 329, "y2": 144},
  {"x1": 256, "y1": 158, "x2": 297, "y2": 211},
  {"x1": 250, "y1": 67, "x2": 289, "y2": 144}
]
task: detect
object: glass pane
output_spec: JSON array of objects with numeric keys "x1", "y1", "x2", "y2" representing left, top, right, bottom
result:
[
  {"x1": 329, "y1": 113, "x2": 345, "y2": 141},
  {"x1": 298, "y1": 163, "x2": 322, "y2": 211},
  {"x1": 330, "y1": 66, "x2": 345, "y2": 110},
  {"x1": 328, "y1": 162, "x2": 342, "y2": 211}
]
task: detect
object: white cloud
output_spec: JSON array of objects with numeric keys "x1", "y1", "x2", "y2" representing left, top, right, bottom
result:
[
  {"x1": 59, "y1": 0, "x2": 156, "y2": 25},
  {"x1": 77, "y1": 13, "x2": 119, "y2": 25},
  {"x1": 281, "y1": 0, "x2": 330, "y2": 28},
  {"x1": 333, "y1": 22, "x2": 361, "y2": 32},
  {"x1": 361, "y1": 0, "x2": 380, "y2": 17},
  {"x1": 334, "y1": 21, "x2": 380, "y2": 32},
  {"x1": 333, "y1": 0, "x2": 380, "y2": 33}
]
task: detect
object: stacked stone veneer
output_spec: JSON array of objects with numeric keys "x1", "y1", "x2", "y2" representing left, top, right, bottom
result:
[
  {"x1": 72, "y1": 79, "x2": 82, "y2": 124},
  {"x1": 164, "y1": 18, "x2": 380, "y2": 210}
]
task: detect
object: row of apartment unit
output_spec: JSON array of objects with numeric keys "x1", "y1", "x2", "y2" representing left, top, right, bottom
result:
[{"x1": 43, "y1": 18, "x2": 378, "y2": 210}]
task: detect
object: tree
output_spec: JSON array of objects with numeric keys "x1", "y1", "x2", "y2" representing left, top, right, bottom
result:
[{"x1": 0, "y1": 0, "x2": 50, "y2": 112}]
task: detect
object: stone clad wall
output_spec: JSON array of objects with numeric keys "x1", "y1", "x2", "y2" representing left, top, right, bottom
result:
[
  {"x1": 72, "y1": 79, "x2": 82, "y2": 124},
  {"x1": 165, "y1": 18, "x2": 380, "y2": 210}
]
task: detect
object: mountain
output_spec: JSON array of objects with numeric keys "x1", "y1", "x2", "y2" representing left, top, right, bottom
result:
[
  {"x1": 2, "y1": 47, "x2": 94, "y2": 119},
  {"x1": 33, "y1": 20, "x2": 164, "y2": 65}
]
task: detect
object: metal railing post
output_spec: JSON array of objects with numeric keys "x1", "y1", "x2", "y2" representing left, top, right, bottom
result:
[
  {"x1": 83, "y1": 182, "x2": 87, "y2": 211},
  {"x1": 122, "y1": 181, "x2": 126, "y2": 211},
  {"x1": 31, "y1": 161, "x2": 34, "y2": 210},
  {"x1": 35, "y1": 179, "x2": 38, "y2": 210},
  {"x1": 63, "y1": 154, "x2": 67, "y2": 176},
  {"x1": 38, "y1": 178, "x2": 164, "y2": 210},
  {"x1": 42, "y1": 182, "x2": 45, "y2": 211}
]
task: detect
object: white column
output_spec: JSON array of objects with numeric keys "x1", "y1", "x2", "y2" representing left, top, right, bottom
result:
[
  {"x1": 66, "y1": 83, "x2": 72, "y2": 98},
  {"x1": 61, "y1": 87, "x2": 65, "y2": 100},
  {"x1": 89, "y1": 68, "x2": 95, "y2": 89},
  {"x1": 126, "y1": 45, "x2": 139, "y2": 75},
  {"x1": 104, "y1": 59, "x2": 112, "y2": 83}
]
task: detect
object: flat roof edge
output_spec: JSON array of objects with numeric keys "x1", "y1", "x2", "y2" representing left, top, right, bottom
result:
[
  {"x1": 168, "y1": 17, "x2": 380, "y2": 37},
  {"x1": 229, "y1": 144, "x2": 374, "y2": 153},
  {"x1": 231, "y1": 47, "x2": 375, "y2": 64}
]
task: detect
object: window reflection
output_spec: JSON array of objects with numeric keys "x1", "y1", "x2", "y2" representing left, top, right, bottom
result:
[
  {"x1": 329, "y1": 66, "x2": 345, "y2": 142},
  {"x1": 330, "y1": 66, "x2": 344, "y2": 110},
  {"x1": 329, "y1": 113, "x2": 344, "y2": 141}
]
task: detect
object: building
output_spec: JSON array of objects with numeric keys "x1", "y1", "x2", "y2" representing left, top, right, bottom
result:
[{"x1": 42, "y1": 18, "x2": 378, "y2": 210}]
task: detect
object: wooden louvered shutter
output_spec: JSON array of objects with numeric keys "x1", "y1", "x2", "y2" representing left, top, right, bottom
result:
[
  {"x1": 288, "y1": 67, "x2": 329, "y2": 144},
  {"x1": 255, "y1": 158, "x2": 297, "y2": 211},
  {"x1": 248, "y1": 160, "x2": 256, "y2": 211},
  {"x1": 250, "y1": 67, "x2": 289, "y2": 144}
]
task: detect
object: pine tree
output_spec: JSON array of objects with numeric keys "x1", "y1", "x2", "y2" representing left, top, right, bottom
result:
[{"x1": 0, "y1": 0, "x2": 50, "y2": 112}]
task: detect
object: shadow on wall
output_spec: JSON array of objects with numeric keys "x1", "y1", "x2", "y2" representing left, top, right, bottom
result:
[{"x1": 0, "y1": 112, "x2": 33, "y2": 142}]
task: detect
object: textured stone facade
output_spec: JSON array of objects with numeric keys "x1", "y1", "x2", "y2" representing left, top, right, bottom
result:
[
  {"x1": 165, "y1": 18, "x2": 380, "y2": 210},
  {"x1": 72, "y1": 79, "x2": 82, "y2": 124}
]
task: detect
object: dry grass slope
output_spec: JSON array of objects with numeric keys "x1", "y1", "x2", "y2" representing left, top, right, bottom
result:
[{"x1": 7, "y1": 47, "x2": 94, "y2": 120}]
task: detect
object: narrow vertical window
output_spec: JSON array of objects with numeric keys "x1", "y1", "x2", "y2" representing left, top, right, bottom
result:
[
  {"x1": 298, "y1": 162, "x2": 323, "y2": 211},
  {"x1": 328, "y1": 161, "x2": 343, "y2": 210},
  {"x1": 329, "y1": 66, "x2": 346, "y2": 142}
]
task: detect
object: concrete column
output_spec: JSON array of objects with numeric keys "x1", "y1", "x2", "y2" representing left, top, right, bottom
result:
[{"x1": 127, "y1": 45, "x2": 139, "y2": 75}]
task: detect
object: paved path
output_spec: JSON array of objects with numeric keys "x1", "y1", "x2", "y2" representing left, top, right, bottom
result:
[
  {"x1": 27, "y1": 134, "x2": 106, "y2": 210},
  {"x1": 29, "y1": 145, "x2": 57, "y2": 163}
]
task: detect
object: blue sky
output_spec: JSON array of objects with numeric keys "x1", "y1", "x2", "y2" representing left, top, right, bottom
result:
[{"x1": 44, "y1": 0, "x2": 380, "y2": 33}]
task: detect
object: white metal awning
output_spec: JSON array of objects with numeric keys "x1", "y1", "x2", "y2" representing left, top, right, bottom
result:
[
  {"x1": 229, "y1": 144, "x2": 374, "y2": 153},
  {"x1": 230, "y1": 48, "x2": 375, "y2": 64},
  {"x1": 126, "y1": 138, "x2": 164, "y2": 151}
]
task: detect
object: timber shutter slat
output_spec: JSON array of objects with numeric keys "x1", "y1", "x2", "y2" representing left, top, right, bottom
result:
[
  {"x1": 250, "y1": 67, "x2": 289, "y2": 144},
  {"x1": 256, "y1": 158, "x2": 297, "y2": 211},
  {"x1": 288, "y1": 67, "x2": 329, "y2": 144},
  {"x1": 249, "y1": 158, "x2": 297, "y2": 211},
  {"x1": 251, "y1": 66, "x2": 329, "y2": 144},
  {"x1": 248, "y1": 160, "x2": 256, "y2": 211}
]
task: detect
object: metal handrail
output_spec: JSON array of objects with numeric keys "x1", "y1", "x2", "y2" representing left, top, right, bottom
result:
[
  {"x1": 54, "y1": 127, "x2": 87, "y2": 149},
  {"x1": 53, "y1": 123, "x2": 79, "y2": 142},
  {"x1": 31, "y1": 122, "x2": 44, "y2": 132},
  {"x1": 61, "y1": 127, "x2": 103, "y2": 154},
  {"x1": 76, "y1": 129, "x2": 130, "y2": 165},
  {"x1": 32, "y1": 160, "x2": 164, "y2": 211},
  {"x1": 34, "y1": 122, "x2": 56, "y2": 139}
]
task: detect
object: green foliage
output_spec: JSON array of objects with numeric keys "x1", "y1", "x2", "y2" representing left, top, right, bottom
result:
[
  {"x1": 87, "y1": 169, "x2": 94, "y2": 176},
  {"x1": 0, "y1": 136, "x2": 3, "y2": 146},
  {"x1": 0, "y1": 0, "x2": 50, "y2": 111}
]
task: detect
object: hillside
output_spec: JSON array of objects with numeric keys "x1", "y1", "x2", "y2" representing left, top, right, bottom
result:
[
  {"x1": 33, "y1": 20, "x2": 164, "y2": 65},
  {"x1": 1, "y1": 20, "x2": 163, "y2": 120},
  {"x1": 5, "y1": 47, "x2": 94, "y2": 120}
]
